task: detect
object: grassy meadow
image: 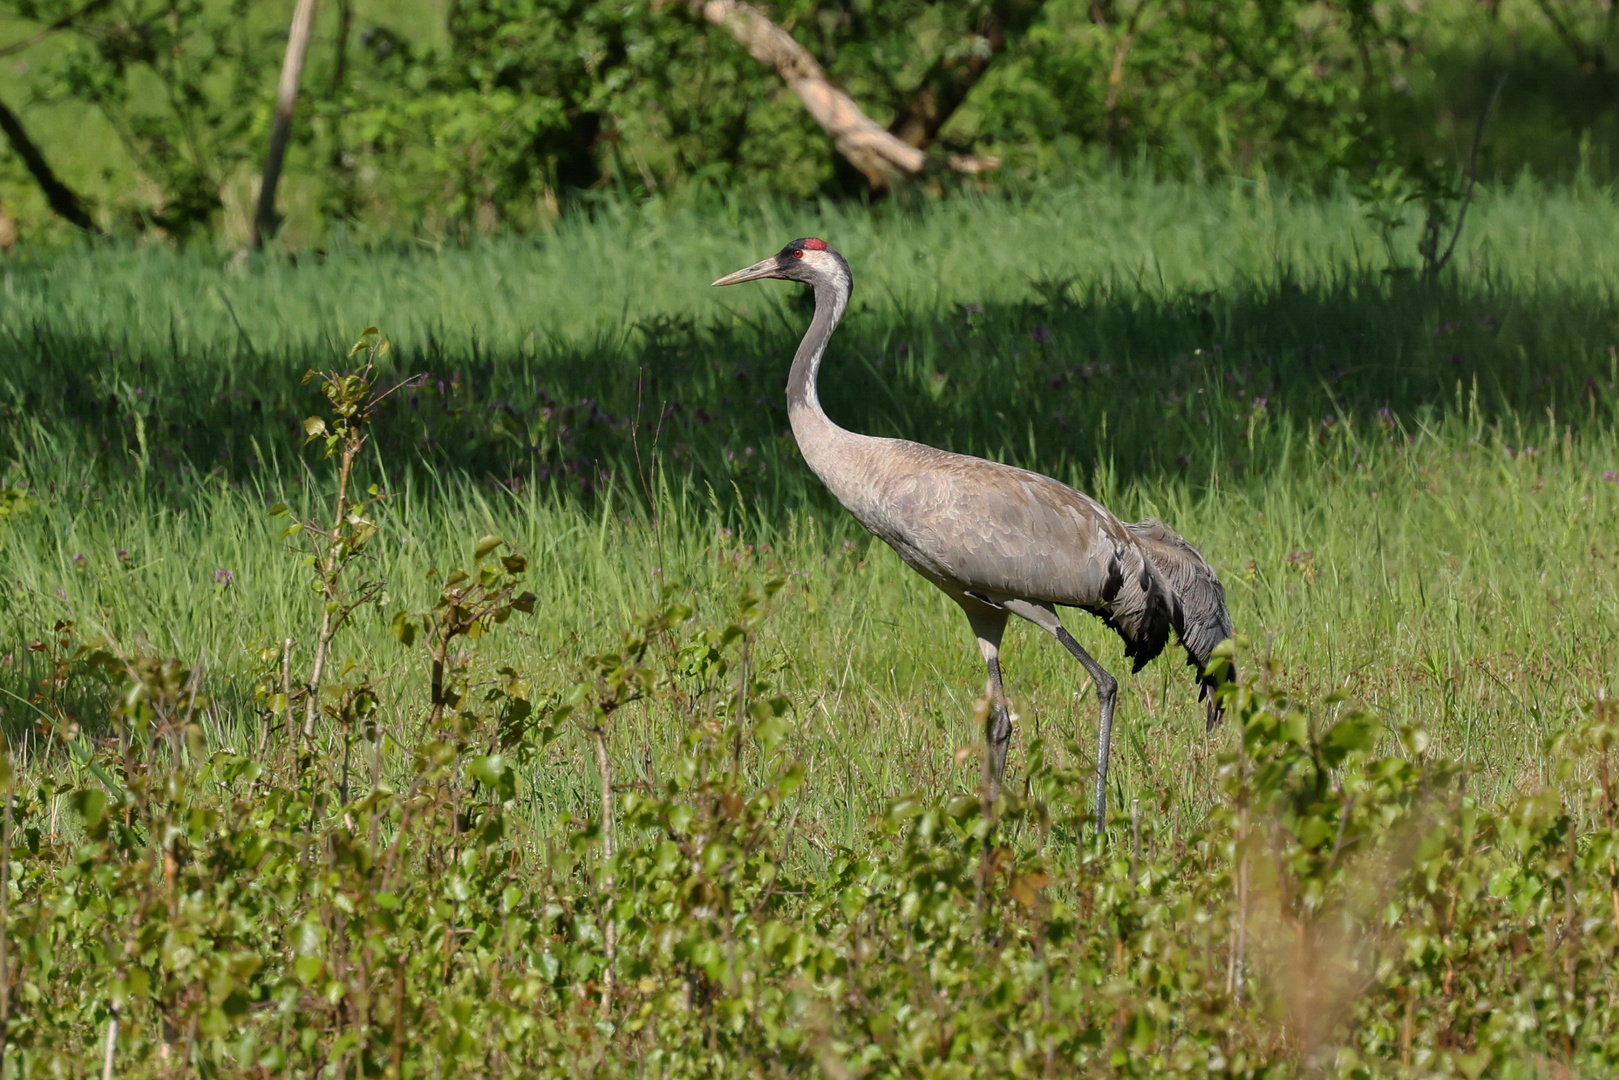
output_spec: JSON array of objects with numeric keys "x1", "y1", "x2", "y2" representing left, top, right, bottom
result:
[{"x1": 4, "y1": 176, "x2": 1619, "y2": 1076}]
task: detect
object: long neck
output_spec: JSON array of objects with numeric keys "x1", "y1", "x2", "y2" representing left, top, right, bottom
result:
[{"x1": 786, "y1": 278, "x2": 851, "y2": 446}]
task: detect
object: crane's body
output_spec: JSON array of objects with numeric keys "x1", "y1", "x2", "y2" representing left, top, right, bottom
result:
[{"x1": 715, "y1": 238, "x2": 1231, "y2": 822}]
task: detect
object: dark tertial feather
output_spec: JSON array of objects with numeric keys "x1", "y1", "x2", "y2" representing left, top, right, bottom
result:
[
  {"x1": 1077, "y1": 541, "x2": 1175, "y2": 674},
  {"x1": 1126, "y1": 519, "x2": 1233, "y2": 727}
]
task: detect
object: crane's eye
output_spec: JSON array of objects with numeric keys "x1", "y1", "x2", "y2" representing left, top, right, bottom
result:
[{"x1": 792, "y1": 249, "x2": 805, "y2": 259}]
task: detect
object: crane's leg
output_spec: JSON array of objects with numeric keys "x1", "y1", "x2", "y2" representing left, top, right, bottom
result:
[
  {"x1": 964, "y1": 606, "x2": 1012, "y2": 802},
  {"x1": 1058, "y1": 627, "x2": 1120, "y2": 827},
  {"x1": 1001, "y1": 599, "x2": 1119, "y2": 827}
]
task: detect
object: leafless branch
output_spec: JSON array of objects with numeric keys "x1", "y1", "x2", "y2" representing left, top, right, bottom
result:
[
  {"x1": 1431, "y1": 72, "x2": 1507, "y2": 280},
  {"x1": 0, "y1": 0, "x2": 113, "y2": 60},
  {"x1": 1534, "y1": 0, "x2": 1603, "y2": 69},
  {"x1": 0, "y1": 93, "x2": 101, "y2": 233}
]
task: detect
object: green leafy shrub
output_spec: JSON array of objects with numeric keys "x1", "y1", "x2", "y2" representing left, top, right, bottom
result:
[{"x1": 6, "y1": 326, "x2": 1619, "y2": 1077}]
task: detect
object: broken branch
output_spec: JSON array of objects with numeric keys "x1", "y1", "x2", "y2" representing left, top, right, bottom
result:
[{"x1": 697, "y1": 0, "x2": 998, "y2": 185}]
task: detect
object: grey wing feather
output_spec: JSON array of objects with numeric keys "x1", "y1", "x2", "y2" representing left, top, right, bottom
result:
[
  {"x1": 1126, "y1": 518, "x2": 1234, "y2": 725},
  {"x1": 848, "y1": 441, "x2": 1175, "y2": 668}
]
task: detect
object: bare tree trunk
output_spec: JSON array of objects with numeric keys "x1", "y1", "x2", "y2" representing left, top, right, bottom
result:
[
  {"x1": 253, "y1": 0, "x2": 320, "y2": 249},
  {"x1": 696, "y1": 0, "x2": 998, "y2": 186}
]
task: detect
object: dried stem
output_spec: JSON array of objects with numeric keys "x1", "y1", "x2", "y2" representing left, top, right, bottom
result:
[
  {"x1": 389, "y1": 959, "x2": 406, "y2": 1079},
  {"x1": 428, "y1": 627, "x2": 450, "y2": 731},
  {"x1": 100, "y1": 1002, "x2": 119, "y2": 1080},
  {"x1": 975, "y1": 688, "x2": 995, "y2": 917},
  {"x1": 300, "y1": 435, "x2": 361, "y2": 772},
  {"x1": 1228, "y1": 736, "x2": 1250, "y2": 1006},
  {"x1": 0, "y1": 736, "x2": 11, "y2": 1063},
  {"x1": 1129, "y1": 797, "x2": 1141, "y2": 900},
  {"x1": 1593, "y1": 691, "x2": 1619, "y2": 932},
  {"x1": 278, "y1": 638, "x2": 294, "y2": 757},
  {"x1": 594, "y1": 726, "x2": 617, "y2": 1019},
  {"x1": 1233, "y1": 846, "x2": 1248, "y2": 1007},
  {"x1": 1429, "y1": 72, "x2": 1507, "y2": 280}
]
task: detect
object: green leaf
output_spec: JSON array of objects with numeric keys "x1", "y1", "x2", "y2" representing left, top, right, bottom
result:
[
  {"x1": 389, "y1": 610, "x2": 418, "y2": 647},
  {"x1": 295, "y1": 920, "x2": 325, "y2": 954},
  {"x1": 1280, "y1": 712, "x2": 1309, "y2": 747},
  {"x1": 1297, "y1": 815, "x2": 1335, "y2": 850},
  {"x1": 474, "y1": 535, "x2": 504, "y2": 561},
  {"x1": 303, "y1": 416, "x2": 328, "y2": 439},
  {"x1": 886, "y1": 794, "x2": 923, "y2": 824},
  {"x1": 776, "y1": 761, "x2": 805, "y2": 798},
  {"x1": 84, "y1": 759, "x2": 122, "y2": 798},
  {"x1": 70, "y1": 788, "x2": 107, "y2": 832},
  {"x1": 349, "y1": 327, "x2": 380, "y2": 356},
  {"x1": 1322, "y1": 712, "x2": 1383, "y2": 767},
  {"x1": 754, "y1": 709, "x2": 789, "y2": 754},
  {"x1": 471, "y1": 754, "x2": 517, "y2": 802}
]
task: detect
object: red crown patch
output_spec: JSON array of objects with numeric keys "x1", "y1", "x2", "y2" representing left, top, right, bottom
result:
[{"x1": 801, "y1": 238, "x2": 828, "y2": 250}]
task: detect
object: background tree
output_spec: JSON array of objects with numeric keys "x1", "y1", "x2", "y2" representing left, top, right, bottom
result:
[{"x1": 0, "y1": 0, "x2": 1612, "y2": 243}]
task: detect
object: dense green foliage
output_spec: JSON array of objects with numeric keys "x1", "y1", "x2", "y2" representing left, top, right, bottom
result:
[
  {"x1": 0, "y1": 1, "x2": 1616, "y2": 242},
  {"x1": 1, "y1": 179, "x2": 1618, "y2": 1073},
  {"x1": 9, "y1": 599, "x2": 1619, "y2": 1077}
]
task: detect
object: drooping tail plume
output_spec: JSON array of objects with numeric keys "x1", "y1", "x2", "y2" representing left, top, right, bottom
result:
[{"x1": 1126, "y1": 519, "x2": 1233, "y2": 729}]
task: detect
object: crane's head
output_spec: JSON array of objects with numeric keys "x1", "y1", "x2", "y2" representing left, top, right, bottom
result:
[{"x1": 712, "y1": 238, "x2": 849, "y2": 292}]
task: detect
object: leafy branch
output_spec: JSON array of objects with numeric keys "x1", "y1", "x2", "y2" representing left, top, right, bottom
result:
[
  {"x1": 274, "y1": 328, "x2": 416, "y2": 771},
  {"x1": 391, "y1": 535, "x2": 537, "y2": 733}
]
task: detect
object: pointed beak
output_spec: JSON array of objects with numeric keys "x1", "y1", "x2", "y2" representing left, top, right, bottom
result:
[{"x1": 712, "y1": 257, "x2": 783, "y2": 287}]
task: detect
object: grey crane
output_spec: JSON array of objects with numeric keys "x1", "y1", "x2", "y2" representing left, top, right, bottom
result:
[{"x1": 713, "y1": 237, "x2": 1232, "y2": 822}]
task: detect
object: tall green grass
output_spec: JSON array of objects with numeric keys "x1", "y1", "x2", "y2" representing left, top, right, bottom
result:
[
  {"x1": 7, "y1": 176, "x2": 1619, "y2": 1078},
  {"x1": 3, "y1": 174, "x2": 1618, "y2": 836}
]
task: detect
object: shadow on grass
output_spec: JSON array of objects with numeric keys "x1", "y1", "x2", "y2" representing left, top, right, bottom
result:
[{"x1": 3, "y1": 268, "x2": 1617, "y2": 514}]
